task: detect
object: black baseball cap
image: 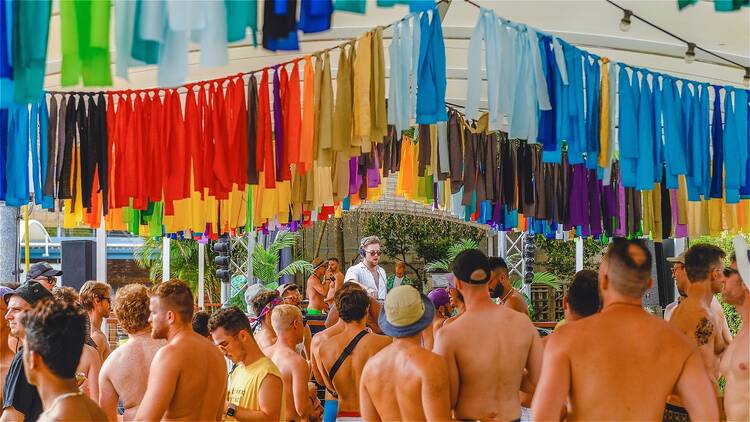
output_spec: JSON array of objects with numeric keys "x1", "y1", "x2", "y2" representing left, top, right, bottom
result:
[
  {"x1": 451, "y1": 249, "x2": 491, "y2": 285},
  {"x1": 26, "y1": 262, "x2": 63, "y2": 280},
  {"x1": 3, "y1": 281, "x2": 53, "y2": 305}
]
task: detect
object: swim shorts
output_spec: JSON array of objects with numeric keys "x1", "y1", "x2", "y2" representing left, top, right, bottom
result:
[{"x1": 663, "y1": 403, "x2": 690, "y2": 422}]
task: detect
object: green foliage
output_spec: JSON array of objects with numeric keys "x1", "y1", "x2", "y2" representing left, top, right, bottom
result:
[
  {"x1": 425, "y1": 238, "x2": 479, "y2": 273},
  {"x1": 134, "y1": 237, "x2": 221, "y2": 305},
  {"x1": 362, "y1": 212, "x2": 484, "y2": 282},
  {"x1": 534, "y1": 235, "x2": 607, "y2": 283},
  {"x1": 252, "y1": 231, "x2": 313, "y2": 287}
]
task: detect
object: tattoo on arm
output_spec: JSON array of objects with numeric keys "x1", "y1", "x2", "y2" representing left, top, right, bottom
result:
[{"x1": 694, "y1": 318, "x2": 714, "y2": 346}]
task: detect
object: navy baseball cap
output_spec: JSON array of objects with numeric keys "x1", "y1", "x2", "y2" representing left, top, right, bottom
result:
[{"x1": 26, "y1": 262, "x2": 63, "y2": 280}]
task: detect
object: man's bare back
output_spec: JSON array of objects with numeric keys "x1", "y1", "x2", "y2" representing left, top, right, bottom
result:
[
  {"x1": 137, "y1": 331, "x2": 227, "y2": 421},
  {"x1": 316, "y1": 328, "x2": 390, "y2": 413},
  {"x1": 720, "y1": 327, "x2": 749, "y2": 422},
  {"x1": 267, "y1": 345, "x2": 310, "y2": 420},
  {"x1": 434, "y1": 303, "x2": 542, "y2": 421},
  {"x1": 360, "y1": 341, "x2": 451, "y2": 421},
  {"x1": 670, "y1": 297, "x2": 726, "y2": 392},
  {"x1": 40, "y1": 393, "x2": 107, "y2": 422},
  {"x1": 99, "y1": 334, "x2": 165, "y2": 421},
  {"x1": 536, "y1": 305, "x2": 714, "y2": 421},
  {"x1": 310, "y1": 321, "x2": 344, "y2": 402}
]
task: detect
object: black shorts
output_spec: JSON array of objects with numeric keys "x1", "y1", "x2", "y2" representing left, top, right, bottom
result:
[{"x1": 663, "y1": 403, "x2": 690, "y2": 422}]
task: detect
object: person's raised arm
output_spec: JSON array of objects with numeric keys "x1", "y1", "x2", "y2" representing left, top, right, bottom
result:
[
  {"x1": 422, "y1": 357, "x2": 452, "y2": 422},
  {"x1": 530, "y1": 336, "x2": 571, "y2": 422},
  {"x1": 676, "y1": 350, "x2": 720, "y2": 421},
  {"x1": 134, "y1": 349, "x2": 179, "y2": 421},
  {"x1": 98, "y1": 364, "x2": 119, "y2": 422},
  {"x1": 231, "y1": 373, "x2": 283, "y2": 421},
  {"x1": 432, "y1": 329, "x2": 459, "y2": 408},
  {"x1": 310, "y1": 278, "x2": 329, "y2": 297}
]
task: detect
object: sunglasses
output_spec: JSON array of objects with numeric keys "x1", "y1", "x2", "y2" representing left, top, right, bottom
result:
[{"x1": 366, "y1": 250, "x2": 382, "y2": 256}]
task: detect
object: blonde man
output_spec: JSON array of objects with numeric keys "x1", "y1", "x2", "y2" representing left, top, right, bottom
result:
[
  {"x1": 266, "y1": 305, "x2": 311, "y2": 421},
  {"x1": 79, "y1": 281, "x2": 112, "y2": 362},
  {"x1": 345, "y1": 236, "x2": 388, "y2": 301},
  {"x1": 99, "y1": 284, "x2": 165, "y2": 421}
]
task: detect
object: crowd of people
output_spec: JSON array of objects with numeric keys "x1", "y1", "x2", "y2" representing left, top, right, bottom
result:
[{"x1": 0, "y1": 234, "x2": 748, "y2": 422}]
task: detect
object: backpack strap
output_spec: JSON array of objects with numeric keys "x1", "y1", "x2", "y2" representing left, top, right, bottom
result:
[{"x1": 325, "y1": 330, "x2": 369, "y2": 398}]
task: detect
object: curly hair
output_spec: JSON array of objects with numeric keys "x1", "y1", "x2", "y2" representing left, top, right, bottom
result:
[
  {"x1": 191, "y1": 311, "x2": 210, "y2": 337},
  {"x1": 150, "y1": 279, "x2": 194, "y2": 324},
  {"x1": 208, "y1": 306, "x2": 251, "y2": 336},
  {"x1": 79, "y1": 281, "x2": 111, "y2": 311},
  {"x1": 52, "y1": 286, "x2": 80, "y2": 305},
  {"x1": 114, "y1": 284, "x2": 151, "y2": 334},
  {"x1": 250, "y1": 290, "x2": 280, "y2": 321},
  {"x1": 22, "y1": 299, "x2": 86, "y2": 379},
  {"x1": 334, "y1": 286, "x2": 369, "y2": 323}
]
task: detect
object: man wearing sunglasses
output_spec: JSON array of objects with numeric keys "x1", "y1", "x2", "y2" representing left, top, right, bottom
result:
[
  {"x1": 344, "y1": 236, "x2": 388, "y2": 301},
  {"x1": 25, "y1": 262, "x2": 62, "y2": 291}
]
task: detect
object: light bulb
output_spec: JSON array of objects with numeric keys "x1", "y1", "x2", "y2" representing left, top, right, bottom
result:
[
  {"x1": 619, "y1": 10, "x2": 632, "y2": 32},
  {"x1": 685, "y1": 43, "x2": 696, "y2": 64}
]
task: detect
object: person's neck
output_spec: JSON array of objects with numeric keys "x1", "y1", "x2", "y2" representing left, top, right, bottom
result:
[
  {"x1": 462, "y1": 287, "x2": 495, "y2": 309},
  {"x1": 88, "y1": 311, "x2": 103, "y2": 332},
  {"x1": 166, "y1": 324, "x2": 191, "y2": 341},
  {"x1": 276, "y1": 331, "x2": 298, "y2": 349},
  {"x1": 364, "y1": 261, "x2": 378, "y2": 271},
  {"x1": 128, "y1": 328, "x2": 152, "y2": 340},
  {"x1": 736, "y1": 295, "x2": 750, "y2": 325},
  {"x1": 240, "y1": 340, "x2": 266, "y2": 367},
  {"x1": 501, "y1": 279, "x2": 513, "y2": 293},
  {"x1": 393, "y1": 335, "x2": 421, "y2": 348},
  {"x1": 343, "y1": 319, "x2": 367, "y2": 332},
  {"x1": 36, "y1": 374, "x2": 80, "y2": 410},
  {"x1": 686, "y1": 280, "x2": 714, "y2": 305},
  {"x1": 602, "y1": 293, "x2": 643, "y2": 309}
]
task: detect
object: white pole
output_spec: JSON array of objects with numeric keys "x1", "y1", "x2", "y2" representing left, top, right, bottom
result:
[
  {"x1": 672, "y1": 237, "x2": 688, "y2": 300},
  {"x1": 96, "y1": 218, "x2": 107, "y2": 282},
  {"x1": 498, "y1": 231, "x2": 507, "y2": 259},
  {"x1": 162, "y1": 237, "x2": 170, "y2": 282},
  {"x1": 198, "y1": 242, "x2": 205, "y2": 309},
  {"x1": 575, "y1": 236, "x2": 584, "y2": 272}
]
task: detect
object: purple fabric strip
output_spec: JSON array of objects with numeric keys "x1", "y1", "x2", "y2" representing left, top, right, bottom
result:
[
  {"x1": 616, "y1": 179, "x2": 626, "y2": 236},
  {"x1": 672, "y1": 189, "x2": 687, "y2": 237},
  {"x1": 588, "y1": 169, "x2": 602, "y2": 236},
  {"x1": 568, "y1": 164, "x2": 589, "y2": 227},
  {"x1": 349, "y1": 156, "x2": 360, "y2": 195},
  {"x1": 272, "y1": 66, "x2": 284, "y2": 181},
  {"x1": 367, "y1": 152, "x2": 381, "y2": 188}
]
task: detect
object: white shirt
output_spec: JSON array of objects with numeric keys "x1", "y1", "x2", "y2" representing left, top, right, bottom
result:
[{"x1": 344, "y1": 262, "x2": 387, "y2": 301}]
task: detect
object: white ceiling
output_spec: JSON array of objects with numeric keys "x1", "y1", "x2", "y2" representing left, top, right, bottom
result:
[{"x1": 43, "y1": 0, "x2": 750, "y2": 96}]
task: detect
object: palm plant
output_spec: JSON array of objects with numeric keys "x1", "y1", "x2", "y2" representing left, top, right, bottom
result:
[
  {"x1": 424, "y1": 238, "x2": 480, "y2": 273},
  {"x1": 251, "y1": 230, "x2": 313, "y2": 290},
  {"x1": 505, "y1": 252, "x2": 562, "y2": 291}
]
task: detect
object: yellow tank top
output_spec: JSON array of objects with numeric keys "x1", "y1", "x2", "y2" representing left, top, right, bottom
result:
[{"x1": 226, "y1": 357, "x2": 285, "y2": 421}]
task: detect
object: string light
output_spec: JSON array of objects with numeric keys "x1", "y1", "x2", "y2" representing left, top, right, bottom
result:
[
  {"x1": 619, "y1": 9, "x2": 632, "y2": 32},
  {"x1": 684, "y1": 43, "x2": 696, "y2": 64}
]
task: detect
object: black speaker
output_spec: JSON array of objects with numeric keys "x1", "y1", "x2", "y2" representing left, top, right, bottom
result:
[{"x1": 61, "y1": 240, "x2": 97, "y2": 291}]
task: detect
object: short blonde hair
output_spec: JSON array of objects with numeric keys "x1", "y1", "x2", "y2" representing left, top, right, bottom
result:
[
  {"x1": 271, "y1": 304, "x2": 302, "y2": 334},
  {"x1": 79, "y1": 281, "x2": 110, "y2": 311}
]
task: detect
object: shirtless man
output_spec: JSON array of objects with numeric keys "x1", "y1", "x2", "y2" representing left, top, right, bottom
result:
[
  {"x1": 664, "y1": 252, "x2": 732, "y2": 345},
  {"x1": 0, "y1": 286, "x2": 16, "y2": 413},
  {"x1": 324, "y1": 258, "x2": 345, "y2": 306},
  {"x1": 360, "y1": 286, "x2": 451, "y2": 421},
  {"x1": 532, "y1": 238, "x2": 718, "y2": 421},
  {"x1": 266, "y1": 305, "x2": 310, "y2": 421},
  {"x1": 209, "y1": 307, "x2": 284, "y2": 421},
  {"x1": 720, "y1": 266, "x2": 749, "y2": 422},
  {"x1": 312, "y1": 286, "x2": 390, "y2": 419},
  {"x1": 99, "y1": 284, "x2": 165, "y2": 421},
  {"x1": 136, "y1": 279, "x2": 227, "y2": 421},
  {"x1": 667, "y1": 244, "x2": 728, "y2": 418},
  {"x1": 422, "y1": 288, "x2": 452, "y2": 350},
  {"x1": 434, "y1": 249, "x2": 542, "y2": 421},
  {"x1": 306, "y1": 258, "x2": 330, "y2": 315},
  {"x1": 51, "y1": 286, "x2": 101, "y2": 401},
  {"x1": 21, "y1": 300, "x2": 106, "y2": 421},
  {"x1": 80, "y1": 281, "x2": 113, "y2": 362},
  {"x1": 250, "y1": 290, "x2": 281, "y2": 351},
  {"x1": 488, "y1": 257, "x2": 529, "y2": 316}
]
